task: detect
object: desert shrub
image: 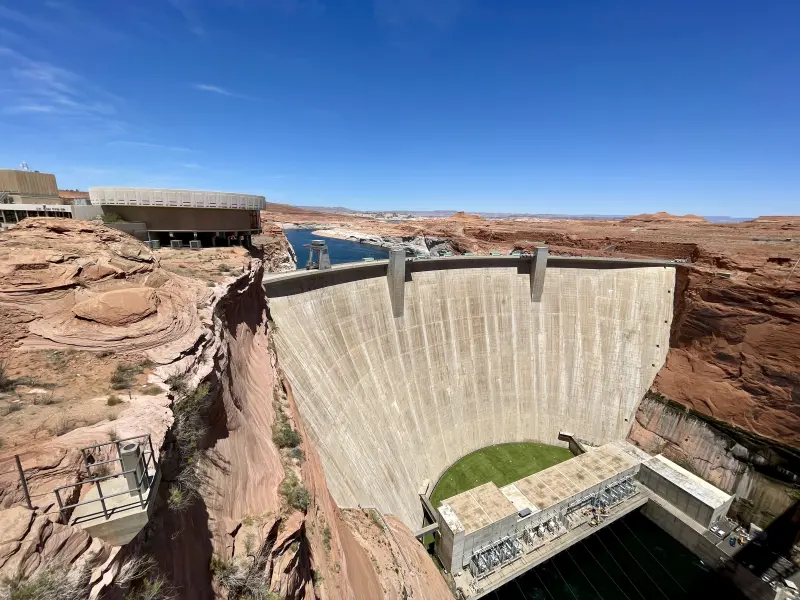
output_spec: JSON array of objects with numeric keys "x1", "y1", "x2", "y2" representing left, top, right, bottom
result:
[
  {"x1": 166, "y1": 382, "x2": 212, "y2": 513},
  {"x1": 140, "y1": 384, "x2": 163, "y2": 396},
  {"x1": 272, "y1": 421, "x2": 301, "y2": 449},
  {"x1": 0, "y1": 564, "x2": 90, "y2": 600},
  {"x1": 50, "y1": 416, "x2": 77, "y2": 436},
  {"x1": 271, "y1": 404, "x2": 301, "y2": 449},
  {"x1": 107, "y1": 394, "x2": 123, "y2": 406},
  {"x1": 289, "y1": 447, "x2": 305, "y2": 462},
  {"x1": 279, "y1": 472, "x2": 310, "y2": 512},
  {"x1": 46, "y1": 350, "x2": 75, "y2": 370},
  {"x1": 33, "y1": 394, "x2": 59, "y2": 406},
  {"x1": 218, "y1": 263, "x2": 231, "y2": 272},
  {"x1": 2, "y1": 402, "x2": 23, "y2": 416},
  {"x1": 101, "y1": 212, "x2": 123, "y2": 223},
  {"x1": 165, "y1": 373, "x2": 187, "y2": 395},
  {"x1": 323, "y1": 525, "x2": 331, "y2": 553},
  {"x1": 108, "y1": 427, "x2": 119, "y2": 441},
  {"x1": 211, "y1": 556, "x2": 278, "y2": 600},
  {"x1": 0, "y1": 360, "x2": 11, "y2": 392},
  {"x1": 111, "y1": 364, "x2": 139, "y2": 389},
  {"x1": 369, "y1": 509, "x2": 384, "y2": 530},
  {"x1": 123, "y1": 574, "x2": 174, "y2": 600}
]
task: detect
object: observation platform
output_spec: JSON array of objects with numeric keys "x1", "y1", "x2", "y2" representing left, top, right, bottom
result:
[{"x1": 56, "y1": 435, "x2": 161, "y2": 546}]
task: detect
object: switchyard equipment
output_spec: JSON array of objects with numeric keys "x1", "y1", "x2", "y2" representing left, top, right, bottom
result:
[{"x1": 436, "y1": 442, "x2": 646, "y2": 575}]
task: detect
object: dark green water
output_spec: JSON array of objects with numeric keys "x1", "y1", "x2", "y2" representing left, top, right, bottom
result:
[
  {"x1": 285, "y1": 228, "x2": 389, "y2": 269},
  {"x1": 494, "y1": 512, "x2": 717, "y2": 600}
]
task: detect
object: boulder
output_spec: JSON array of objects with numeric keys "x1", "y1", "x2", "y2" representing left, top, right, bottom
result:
[{"x1": 73, "y1": 288, "x2": 158, "y2": 326}]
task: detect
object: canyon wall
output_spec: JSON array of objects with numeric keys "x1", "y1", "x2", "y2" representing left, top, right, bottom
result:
[
  {"x1": 629, "y1": 392, "x2": 798, "y2": 527},
  {"x1": 268, "y1": 265, "x2": 675, "y2": 527},
  {"x1": 151, "y1": 249, "x2": 450, "y2": 599}
]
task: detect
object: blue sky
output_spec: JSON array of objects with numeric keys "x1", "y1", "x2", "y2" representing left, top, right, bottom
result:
[{"x1": 0, "y1": 1, "x2": 797, "y2": 216}]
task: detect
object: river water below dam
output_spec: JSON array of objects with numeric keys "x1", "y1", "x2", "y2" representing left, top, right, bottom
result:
[
  {"x1": 285, "y1": 228, "x2": 389, "y2": 268},
  {"x1": 493, "y1": 512, "x2": 731, "y2": 599}
]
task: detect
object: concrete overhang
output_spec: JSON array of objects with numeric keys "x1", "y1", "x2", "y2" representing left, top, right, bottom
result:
[{"x1": 89, "y1": 187, "x2": 265, "y2": 211}]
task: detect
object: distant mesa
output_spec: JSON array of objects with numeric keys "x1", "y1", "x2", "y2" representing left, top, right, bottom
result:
[
  {"x1": 622, "y1": 211, "x2": 708, "y2": 224},
  {"x1": 449, "y1": 211, "x2": 482, "y2": 221},
  {"x1": 750, "y1": 215, "x2": 800, "y2": 224}
]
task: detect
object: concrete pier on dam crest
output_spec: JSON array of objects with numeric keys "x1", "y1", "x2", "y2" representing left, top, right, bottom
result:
[{"x1": 263, "y1": 254, "x2": 678, "y2": 528}]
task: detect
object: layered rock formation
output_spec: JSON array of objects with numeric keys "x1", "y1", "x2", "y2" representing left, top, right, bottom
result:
[{"x1": 0, "y1": 217, "x2": 451, "y2": 599}]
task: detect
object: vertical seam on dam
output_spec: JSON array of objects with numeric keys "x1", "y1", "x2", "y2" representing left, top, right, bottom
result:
[{"x1": 268, "y1": 265, "x2": 676, "y2": 527}]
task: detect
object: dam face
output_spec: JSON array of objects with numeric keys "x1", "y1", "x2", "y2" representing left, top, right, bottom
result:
[{"x1": 267, "y1": 262, "x2": 675, "y2": 527}]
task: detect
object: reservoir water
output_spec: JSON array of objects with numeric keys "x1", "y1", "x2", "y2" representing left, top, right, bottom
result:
[{"x1": 285, "y1": 228, "x2": 388, "y2": 269}]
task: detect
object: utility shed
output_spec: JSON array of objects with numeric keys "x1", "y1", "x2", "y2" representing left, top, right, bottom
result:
[{"x1": 638, "y1": 454, "x2": 733, "y2": 528}]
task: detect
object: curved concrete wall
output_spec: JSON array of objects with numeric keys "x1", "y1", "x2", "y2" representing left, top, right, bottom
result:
[{"x1": 268, "y1": 265, "x2": 675, "y2": 527}]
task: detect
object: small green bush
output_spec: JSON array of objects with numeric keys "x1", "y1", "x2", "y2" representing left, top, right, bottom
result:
[
  {"x1": 272, "y1": 421, "x2": 301, "y2": 449},
  {"x1": 100, "y1": 212, "x2": 123, "y2": 223},
  {"x1": 165, "y1": 373, "x2": 187, "y2": 395},
  {"x1": 140, "y1": 384, "x2": 163, "y2": 396},
  {"x1": 107, "y1": 395, "x2": 123, "y2": 406},
  {"x1": 218, "y1": 263, "x2": 231, "y2": 272},
  {"x1": 272, "y1": 403, "x2": 302, "y2": 449},
  {"x1": 323, "y1": 525, "x2": 331, "y2": 553},
  {"x1": 279, "y1": 473, "x2": 310, "y2": 512}
]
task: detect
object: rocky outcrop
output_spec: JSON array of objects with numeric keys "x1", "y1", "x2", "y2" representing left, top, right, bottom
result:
[
  {"x1": 140, "y1": 231, "x2": 450, "y2": 599},
  {"x1": 0, "y1": 218, "x2": 210, "y2": 362},
  {"x1": 0, "y1": 505, "x2": 117, "y2": 599},
  {"x1": 654, "y1": 264, "x2": 800, "y2": 446},
  {"x1": 629, "y1": 392, "x2": 798, "y2": 527}
]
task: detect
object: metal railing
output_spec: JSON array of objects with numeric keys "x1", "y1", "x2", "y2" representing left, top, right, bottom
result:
[{"x1": 54, "y1": 434, "x2": 158, "y2": 523}]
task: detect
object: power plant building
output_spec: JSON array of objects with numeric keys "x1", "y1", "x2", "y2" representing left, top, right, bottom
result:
[{"x1": 89, "y1": 187, "x2": 265, "y2": 247}]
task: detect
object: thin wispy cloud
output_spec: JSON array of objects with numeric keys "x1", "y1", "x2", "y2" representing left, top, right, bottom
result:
[
  {"x1": 108, "y1": 141, "x2": 194, "y2": 152},
  {"x1": 169, "y1": 0, "x2": 205, "y2": 36},
  {"x1": 192, "y1": 83, "x2": 254, "y2": 99},
  {"x1": 194, "y1": 83, "x2": 234, "y2": 96},
  {"x1": 0, "y1": 5, "x2": 57, "y2": 33},
  {"x1": 0, "y1": 46, "x2": 122, "y2": 129}
]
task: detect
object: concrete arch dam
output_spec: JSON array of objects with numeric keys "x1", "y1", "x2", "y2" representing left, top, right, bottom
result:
[{"x1": 265, "y1": 257, "x2": 676, "y2": 528}]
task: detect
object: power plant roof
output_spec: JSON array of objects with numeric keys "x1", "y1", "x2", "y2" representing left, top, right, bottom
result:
[
  {"x1": 88, "y1": 187, "x2": 266, "y2": 210},
  {"x1": 440, "y1": 442, "x2": 644, "y2": 535}
]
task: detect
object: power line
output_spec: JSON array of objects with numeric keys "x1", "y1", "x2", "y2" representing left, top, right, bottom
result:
[
  {"x1": 566, "y1": 546, "x2": 606, "y2": 600},
  {"x1": 591, "y1": 531, "x2": 647, "y2": 600},
  {"x1": 575, "y1": 538, "x2": 633, "y2": 600},
  {"x1": 621, "y1": 519, "x2": 687, "y2": 593},
  {"x1": 532, "y1": 565, "x2": 556, "y2": 600},
  {"x1": 513, "y1": 579, "x2": 528, "y2": 600},
  {"x1": 550, "y1": 556, "x2": 579, "y2": 600},
  {"x1": 607, "y1": 526, "x2": 671, "y2": 600}
]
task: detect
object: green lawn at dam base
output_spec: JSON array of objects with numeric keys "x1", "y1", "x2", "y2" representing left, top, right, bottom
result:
[{"x1": 430, "y1": 442, "x2": 574, "y2": 508}]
